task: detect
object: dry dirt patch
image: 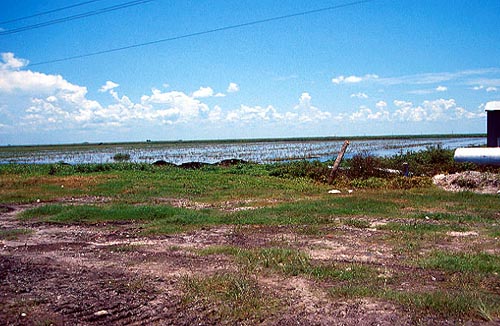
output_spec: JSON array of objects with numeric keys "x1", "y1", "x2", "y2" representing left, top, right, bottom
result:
[
  {"x1": 1, "y1": 202, "x2": 498, "y2": 325},
  {"x1": 433, "y1": 171, "x2": 500, "y2": 194}
]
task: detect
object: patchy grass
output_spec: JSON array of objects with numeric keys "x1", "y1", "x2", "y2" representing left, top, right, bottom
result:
[
  {"x1": 195, "y1": 245, "x2": 243, "y2": 257},
  {"x1": 3, "y1": 158, "x2": 500, "y2": 324},
  {"x1": 0, "y1": 174, "x2": 112, "y2": 203},
  {"x1": 181, "y1": 272, "x2": 278, "y2": 323},
  {"x1": 343, "y1": 218, "x2": 371, "y2": 229},
  {"x1": 196, "y1": 246, "x2": 376, "y2": 284},
  {"x1": 419, "y1": 251, "x2": 500, "y2": 274},
  {"x1": 0, "y1": 228, "x2": 33, "y2": 240},
  {"x1": 378, "y1": 222, "x2": 468, "y2": 234},
  {"x1": 20, "y1": 204, "x2": 223, "y2": 224},
  {"x1": 329, "y1": 285, "x2": 499, "y2": 320},
  {"x1": 488, "y1": 226, "x2": 500, "y2": 238},
  {"x1": 238, "y1": 247, "x2": 311, "y2": 276},
  {"x1": 109, "y1": 244, "x2": 142, "y2": 252}
]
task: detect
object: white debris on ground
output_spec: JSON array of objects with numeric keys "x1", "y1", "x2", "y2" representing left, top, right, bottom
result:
[
  {"x1": 446, "y1": 231, "x2": 479, "y2": 237},
  {"x1": 327, "y1": 189, "x2": 354, "y2": 194},
  {"x1": 433, "y1": 171, "x2": 500, "y2": 194},
  {"x1": 328, "y1": 189, "x2": 342, "y2": 194}
]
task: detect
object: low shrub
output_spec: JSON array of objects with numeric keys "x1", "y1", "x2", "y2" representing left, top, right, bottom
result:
[
  {"x1": 346, "y1": 153, "x2": 383, "y2": 179},
  {"x1": 269, "y1": 160, "x2": 329, "y2": 183},
  {"x1": 113, "y1": 153, "x2": 131, "y2": 161},
  {"x1": 389, "y1": 176, "x2": 432, "y2": 189},
  {"x1": 350, "y1": 177, "x2": 387, "y2": 189}
]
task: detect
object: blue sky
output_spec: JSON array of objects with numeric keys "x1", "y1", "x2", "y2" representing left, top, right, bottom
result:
[{"x1": 0, "y1": 0, "x2": 499, "y2": 145}]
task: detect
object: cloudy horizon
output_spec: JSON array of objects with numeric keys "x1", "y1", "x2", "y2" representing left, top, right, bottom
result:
[{"x1": 0, "y1": 1, "x2": 499, "y2": 145}]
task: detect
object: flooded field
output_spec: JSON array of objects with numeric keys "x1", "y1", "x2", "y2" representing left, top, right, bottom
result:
[{"x1": 0, "y1": 136, "x2": 485, "y2": 165}]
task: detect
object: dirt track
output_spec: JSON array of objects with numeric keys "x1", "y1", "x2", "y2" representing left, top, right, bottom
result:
[{"x1": 1, "y1": 201, "x2": 498, "y2": 325}]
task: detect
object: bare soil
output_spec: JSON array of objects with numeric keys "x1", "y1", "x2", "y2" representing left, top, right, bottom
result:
[
  {"x1": 1, "y1": 199, "x2": 498, "y2": 325},
  {"x1": 433, "y1": 171, "x2": 500, "y2": 194}
]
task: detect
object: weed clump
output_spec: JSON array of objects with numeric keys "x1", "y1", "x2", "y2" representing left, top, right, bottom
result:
[
  {"x1": 113, "y1": 153, "x2": 131, "y2": 161},
  {"x1": 269, "y1": 160, "x2": 329, "y2": 182},
  {"x1": 181, "y1": 272, "x2": 276, "y2": 323},
  {"x1": 269, "y1": 146, "x2": 499, "y2": 190}
]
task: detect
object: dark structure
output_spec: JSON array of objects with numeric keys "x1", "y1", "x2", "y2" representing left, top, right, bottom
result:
[{"x1": 486, "y1": 106, "x2": 500, "y2": 147}]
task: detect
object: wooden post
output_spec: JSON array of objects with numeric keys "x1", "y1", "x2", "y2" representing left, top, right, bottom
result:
[{"x1": 328, "y1": 140, "x2": 349, "y2": 184}]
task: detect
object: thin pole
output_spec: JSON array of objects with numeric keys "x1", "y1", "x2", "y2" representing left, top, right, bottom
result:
[{"x1": 328, "y1": 140, "x2": 349, "y2": 184}]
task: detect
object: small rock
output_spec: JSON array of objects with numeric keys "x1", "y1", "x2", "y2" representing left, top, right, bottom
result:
[
  {"x1": 36, "y1": 199, "x2": 40, "y2": 203},
  {"x1": 328, "y1": 189, "x2": 341, "y2": 194},
  {"x1": 20, "y1": 313, "x2": 26, "y2": 317},
  {"x1": 94, "y1": 310, "x2": 109, "y2": 317},
  {"x1": 348, "y1": 189, "x2": 353, "y2": 194},
  {"x1": 425, "y1": 216, "x2": 430, "y2": 220}
]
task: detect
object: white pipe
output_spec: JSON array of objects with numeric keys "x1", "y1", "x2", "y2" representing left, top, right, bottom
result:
[{"x1": 454, "y1": 148, "x2": 500, "y2": 165}]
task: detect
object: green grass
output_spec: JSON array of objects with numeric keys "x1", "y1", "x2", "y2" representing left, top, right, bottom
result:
[
  {"x1": 109, "y1": 244, "x2": 142, "y2": 252},
  {"x1": 20, "y1": 204, "x2": 226, "y2": 234},
  {"x1": 201, "y1": 246, "x2": 500, "y2": 320},
  {"x1": 181, "y1": 272, "x2": 277, "y2": 323},
  {"x1": 343, "y1": 218, "x2": 371, "y2": 229},
  {"x1": 3, "y1": 157, "x2": 500, "y2": 323},
  {"x1": 412, "y1": 212, "x2": 487, "y2": 223},
  {"x1": 0, "y1": 228, "x2": 33, "y2": 240},
  {"x1": 196, "y1": 246, "x2": 375, "y2": 283},
  {"x1": 378, "y1": 222, "x2": 467, "y2": 233},
  {"x1": 232, "y1": 196, "x2": 399, "y2": 226},
  {"x1": 488, "y1": 226, "x2": 500, "y2": 238},
  {"x1": 195, "y1": 245, "x2": 243, "y2": 256},
  {"x1": 0, "y1": 163, "x2": 328, "y2": 204},
  {"x1": 419, "y1": 251, "x2": 500, "y2": 274},
  {"x1": 19, "y1": 192, "x2": 402, "y2": 229},
  {"x1": 329, "y1": 285, "x2": 499, "y2": 320}
]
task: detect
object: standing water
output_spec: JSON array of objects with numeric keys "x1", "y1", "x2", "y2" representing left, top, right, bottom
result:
[{"x1": 0, "y1": 136, "x2": 485, "y2": 165}]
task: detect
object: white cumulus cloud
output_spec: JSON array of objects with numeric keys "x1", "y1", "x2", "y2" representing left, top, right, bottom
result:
[
  {"x1": 192, "y1": 86, "x2": 215, "y2": 98},
  {"x1": 292, "y1": 92, "x2": 331, "y2": 122},
  {"x1": 436, "y1": 85, "x2": 447, "y2": 92},
  {"x1": 350, "y1": 92, "x2": 369, "y2": 99},
  {"x1": 376, "y1": 100, "x2": 387, "y2": 109},
  {"x1": 1, "y1": 52, "x2": 492, "y2": 144},
  {"x1": 332, "y1": 74, "x2": 379, "y2": 84},
  {"x1": 99, "y1": 81, "x2": 119, "y2": 93},
  {"x1": 227, "y1": 82, "x2": 239, "y2": 93},
  {"x1": 392, "y1": 98, "x2": 484, "y2": 122},
  {"x1": 347, "y1": 98, "x2": 485, "y2": 123},
  {"x1": 225, "y1": 105, "x2": 281, "y2": 122},
  {"x1": 0, "y1": 52, "x2": 28, "y2": 70}
]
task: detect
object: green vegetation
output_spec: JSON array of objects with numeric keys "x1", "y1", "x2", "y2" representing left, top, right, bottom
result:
[
  {"x1": 112, "y1": 153, "x2": 131, "y2": 161},
  {"x1": 195, "y1": 245, "x2": 376, "y2": 283},
  {"x1": 0, "y1": 228, "x2": 32, "y2": 240},
  {"x1": 343, "y1": 218, "x2": 371, "y2": 229},
  {"x1": 419, "y1": 251, "x2": 500, "y2": 274},
  {"x1": 181, "y1": 272, "x2": 277, "y2": 323},
  {"x1": 378, "y1": 221, "x2": 467, "y2": 233},
  {"x1": 329, "y1": 286, "x2": 499, "y2": 320},
  {"x1": 1, "y1": 146, "x2": 499, "y2": 323}
]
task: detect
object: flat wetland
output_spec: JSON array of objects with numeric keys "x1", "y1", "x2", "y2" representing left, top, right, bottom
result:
[
  {"x1": 1, "y1": 136, "x2": 499, "y2": 325},
  {"x1": 0, "y1": 134, "x2": 485, "y2": 164}
]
